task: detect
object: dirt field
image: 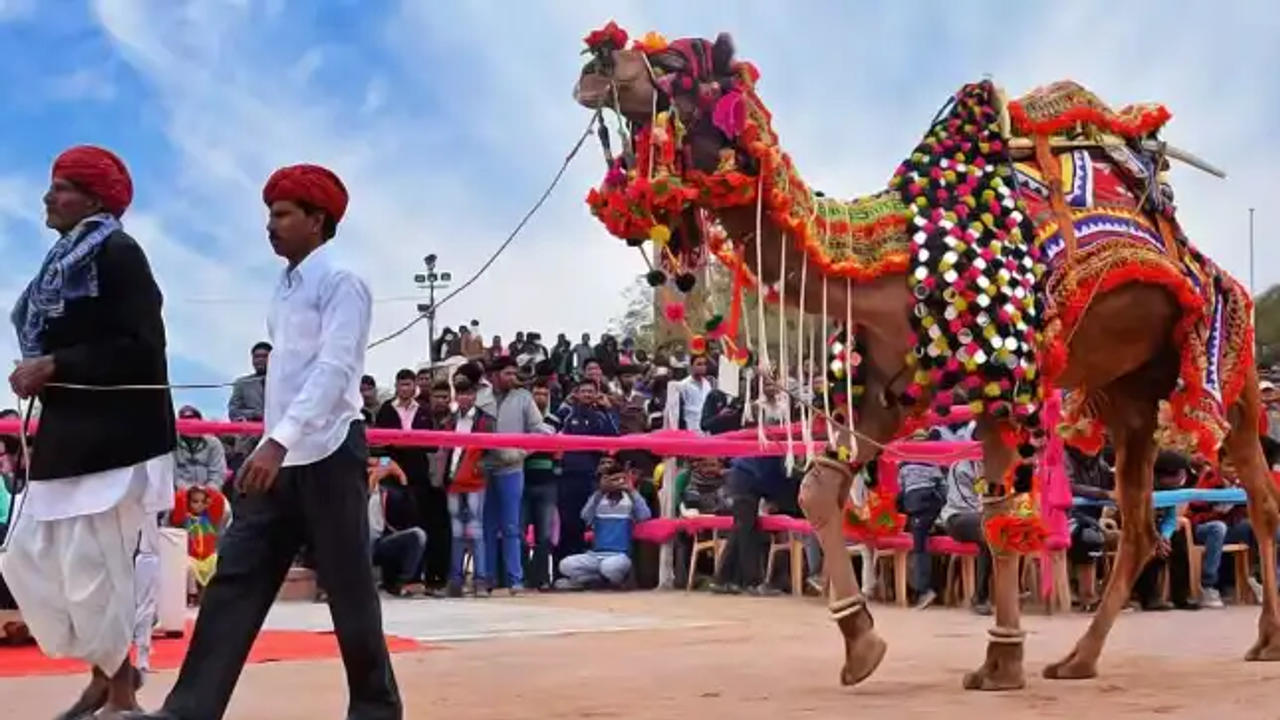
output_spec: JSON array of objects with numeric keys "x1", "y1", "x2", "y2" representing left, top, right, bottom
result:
[{"x1": 6, "y1": 592, "x2": 1280, "y2": 719}]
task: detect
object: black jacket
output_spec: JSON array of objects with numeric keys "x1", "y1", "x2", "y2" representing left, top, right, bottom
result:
[
  {"x1": 31, "y1": 230, "x2": 176, "y2": 480},
  {"x1": 373, "y1": 399, "x2": 436, "y2": 486}
]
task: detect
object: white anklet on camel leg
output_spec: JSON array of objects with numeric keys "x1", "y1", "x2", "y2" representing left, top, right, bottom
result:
[
  {"x1": 986, "y1": 626, "x2": 1027, "y2": 644},
  {"x1": 829, "y1": 595, "x2": 866, "y2": 620}
]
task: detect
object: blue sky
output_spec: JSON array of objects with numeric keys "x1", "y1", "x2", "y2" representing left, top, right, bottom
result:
[{"x1": 0, "y1": 1, "x2": 1276, "y2": 415}]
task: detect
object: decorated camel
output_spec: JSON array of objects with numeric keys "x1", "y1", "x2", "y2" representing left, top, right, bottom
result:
[{"x1": 572, "y1": 23, "x2": 1280, "y2": 691}]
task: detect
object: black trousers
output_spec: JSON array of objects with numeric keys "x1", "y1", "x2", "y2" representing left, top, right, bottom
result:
[
  {"x1": 901, "y1": 486, "x2": 944, "y2": 595},
  {"x1": 161, "y1": 424, "x2": 402, "y2": 720},
  {"x1": 413, "y1": 483, "x2": 451, "y2": 587},
  {"x1": 1135, "y1": 529, "x2": 1191, "y2": 605},
  {"x1": 944, "y1": 512, "x2": 992, "y2": 604}
]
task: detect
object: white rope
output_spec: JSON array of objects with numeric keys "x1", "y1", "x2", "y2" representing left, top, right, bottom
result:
[
  {"x1": 778, "y1": 230, "x2": 794, "y2": 474},
  {"x1": 753, "y1": 175, "x2": 769, "y2": 447},
  {"x1": 741, "y1": 267, "x2": 755, "y2": 426},
  {"x1": 844, "y1": 277, "x2": 855, "y2": 459},
  {"x1": 821, "y1": 275, "x2": 833, "y2": 448}
]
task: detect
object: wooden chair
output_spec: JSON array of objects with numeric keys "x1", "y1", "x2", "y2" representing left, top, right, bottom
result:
[
  {"x1": 684, "y1": 514, "x2": 732, "y2": 590},
  {"x1": 1181, "y1": 516, "x2": 1254, "y2": 604},
  {"x1": 761, "y1": 514, "x2": 808, "y2": 596},
  {"x1": 944, "y1": 554, "x2": 977, "y2": 606}
]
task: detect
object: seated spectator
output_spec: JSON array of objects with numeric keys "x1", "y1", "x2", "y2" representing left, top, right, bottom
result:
[
  {"x1": 677, "y1": 456, "x2": 730, "y2": 516},
  {"x1": 940, "y1": 451, "x2": 993, "y2": 615},
  {"x1": 1134, "y1": 450, "x2": 1197, "y2": 611},
  {"x1": 171, "y1": 485, "x2": 229, "y2": 605},
  {"x1": 1192, "y1": 456, "x2": 1277, "y2": 605},
  {"x1": 173, "y1": 406, "x2": 229, "y2": 492},
  {"x1": 555, "y1": 455, "x2": 652, "y2": 590},
  {"x1": 1065, "y1": 445, "x2": 1115, "y2": 611},
  {"x1": 709, "y1": 453, "x2": 798, "y2": 596},
  {"x1": 554, "y1": 376, "x2": 620, "y2": 572},
  {"x1": 899, "y1": 422, "x2": 975, "y2": 610},
  {"x1": 443, "y1": 379, "x2": 494, "y2": 597},
  {"x1": 367, "y1": 458, "x2": 428, "y2": 597}
]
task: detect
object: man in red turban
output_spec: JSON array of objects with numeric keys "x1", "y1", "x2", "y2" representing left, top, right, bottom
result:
[
  {"x1": 135, "y1": 165, "x2": 403, "y2": 720},
  {"x1": 48, "y1": 144, "x2": 134, "y2": 222},
  {"x1": 6, "y1": 144, "x2": 174, "y2": 718}
]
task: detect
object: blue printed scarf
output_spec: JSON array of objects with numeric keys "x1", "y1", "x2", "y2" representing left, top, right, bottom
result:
[{"x1": 11, "y1": 212, "x2": 121, "y2": 358}]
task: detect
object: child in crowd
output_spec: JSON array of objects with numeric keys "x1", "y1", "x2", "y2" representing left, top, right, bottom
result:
[
  {"x1": 677, "y1": 456, "x2": 730, "y2": 516},
  {"x1": 171, "y1": 485, "x2": 229, "y2": 605},
  {"x1": 443, "y1": 379, "x2": 494, "y2": 597},
  {"x1": 555, "y1": 455, "x2": 651, "y2": 590}
]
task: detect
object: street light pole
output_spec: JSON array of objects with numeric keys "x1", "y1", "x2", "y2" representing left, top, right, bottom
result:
[
  {"x1": 1249, "y1": 207, "x2": 1256, "y2": 298},
  {"x1": 414, "y1": 254, "x2": 452, "y2": 366}
]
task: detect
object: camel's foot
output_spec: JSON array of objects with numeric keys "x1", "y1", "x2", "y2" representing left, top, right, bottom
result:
[
  {"x1": 1042, "y1": 645, "x2": 1099, "y2": 680},
  {"x1": 1246, "y1": 616, "x2": 1280, "y2": 661},
  {"x1": 962, "y1": 628, "x2": 1026, "y2": 691},
  {"x1": 832, "y1": 596, "x2": 887, "y2": 687}
]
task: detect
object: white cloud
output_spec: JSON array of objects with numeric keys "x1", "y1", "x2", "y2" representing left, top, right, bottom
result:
[
  {"x1": 0, "y1": 0, "x2": 34, "y2": 22},
  {"x1": 45, "y1": 68, "x2": 118, "y2": 102}
]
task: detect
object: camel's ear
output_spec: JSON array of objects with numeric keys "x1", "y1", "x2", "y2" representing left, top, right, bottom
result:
[{"x1": 712, "y1": 32, "x2": 735, "y2": 75}]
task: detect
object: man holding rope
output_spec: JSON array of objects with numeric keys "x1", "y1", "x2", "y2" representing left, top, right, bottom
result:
[
  {"x1": 132, "y1": 164, "x2": 402, "y2": 720},
  {"x1": 2, "y1": 145, "x2": 176, "y2": 718}
]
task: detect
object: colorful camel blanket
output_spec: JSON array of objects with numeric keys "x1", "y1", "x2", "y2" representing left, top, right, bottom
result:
[{"x1": 1014, "y1": 145, "x2": 1253, "y2": 457}]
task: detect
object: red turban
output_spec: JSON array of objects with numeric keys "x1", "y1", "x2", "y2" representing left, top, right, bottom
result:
[
  {"x1": 51, "y1": 145, "x2": 134, "y2": 217},
  {"x1": 262, "y1": 164, "x2": 348, "y2": 225}
]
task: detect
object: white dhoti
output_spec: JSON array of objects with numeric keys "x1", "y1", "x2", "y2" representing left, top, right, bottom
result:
[{"x1": 0, "y1": 454, "x2": 174, "y2": 673}]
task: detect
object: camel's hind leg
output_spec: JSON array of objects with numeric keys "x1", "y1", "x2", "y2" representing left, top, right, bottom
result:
[
  {"x1": 1222, "y1": 368, "x2": 1280, "y2": 660},
  {"x1": 1044, "y1": 385, "x2": 1162, "y2": 680}
]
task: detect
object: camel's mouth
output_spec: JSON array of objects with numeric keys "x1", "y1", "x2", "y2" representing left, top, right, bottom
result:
[{"x1": 573, "y1": 73, "x2": 613, "y2": 110}]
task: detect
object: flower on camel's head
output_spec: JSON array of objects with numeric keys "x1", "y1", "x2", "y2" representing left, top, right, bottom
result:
[
  {"x1": 689, "y1": 334, "x2": 708, "y2": 355},
  {"x1": 584, "y1": 21, "x2": 628, "y2": 53},
  {"x1": 632, "y1": 31, "x2": 668, "y2": 54}
]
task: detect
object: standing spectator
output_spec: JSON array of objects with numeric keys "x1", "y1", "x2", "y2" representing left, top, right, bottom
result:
[
  {"x1": 461, "y1": 325, "x2": 485, "y2": 360},
  {"x1": 572, "y1": 332, "x2": 594, "y2": 372},
  {"x1": 226, "y1": 341, "x2": 270, "y2": 470},
  {"x1": 359, "y1": 374, "x2": 380, "y2": 423},
  {"x1": 595, "y1": 334, "x2": 620, "y2": 378},
  {"x1": 487, "y1": 335, "x2": 506, "y2": 362},
  {"x1": 551, "y1": 333, "x2": 573, "y2": 378},
  {"x1": 367, "y1": 458, "x2": 427, "y2": 597},
  {"x1": 507, "y1": 331, "x2": 526, "y2": 358},
  {"x1": 173, "y1": 406, "x2": 229, "y2": 492},
  {"x1": 228, "y1": 341, "x2": 270, "y2": 421},
  {"x1": 444, "y1": 379, "x2": 492, "y2": 597},
  {"x1": 677, "y1": 355, "x2": 714, "y2": 432},
  {"x1": 484, "y1": 357, "x2": 552, "y2": 594},
  {"x1": 554, "y1": 377, "x2": 620, "y2": 571},
  {"x1": 414, "y1": 367, "x2": 433, "y2": 402},
  {"x1": 374, "y1": 370, "x2": 450, "y2": 589},
  {"x1": 619, "y1": 337, "x2": 637, "y2": 366},
  {"x1": 523, "y1": 380, "x2": 562, "y2": 590},
  {"x1": 556, "y1": 456, "x2": 651, "y2": 590},
  {"x1": 432, "y1": 328, "x2": 458, "y2": 362}
]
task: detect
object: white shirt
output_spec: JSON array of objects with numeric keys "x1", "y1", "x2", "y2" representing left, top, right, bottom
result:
[
  {"x1": 265, "y1": 243, "x2": 372, "y2": 467},
  {"x1": 450, "y1": 408, "x2": 478, "y2": 475},
  {"x1": 678, "y1": 375, "x2": 713, "y2": 432}
]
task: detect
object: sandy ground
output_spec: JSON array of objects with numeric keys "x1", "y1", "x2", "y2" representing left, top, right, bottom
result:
[{"x1": 6, "y1": 591, "x2": 1280, "y2": 719}]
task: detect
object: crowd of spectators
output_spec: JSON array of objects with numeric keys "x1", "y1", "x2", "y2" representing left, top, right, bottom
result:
[{"x1": 5, "y1": 330, "x2": 1280, "y2": 620}]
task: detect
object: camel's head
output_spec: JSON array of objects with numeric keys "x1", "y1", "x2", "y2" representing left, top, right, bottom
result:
[{"x1": 574, "y1": 23, "x2": 739, "y2": 134}]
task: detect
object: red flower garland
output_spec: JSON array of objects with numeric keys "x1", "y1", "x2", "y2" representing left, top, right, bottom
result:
[
  {"x1": 984, "y1": 514, "x2": 1049, "y2": 555},
  {"x1": 584, "y1": 21, "x2": 628, "y2": 52},
  {"x1": 842, "y1": 489, "x2": 905, "y2": 540}
]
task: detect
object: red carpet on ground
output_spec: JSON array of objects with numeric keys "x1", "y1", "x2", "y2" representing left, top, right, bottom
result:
[{"x1": 0, "y1": 622, "x2": 431, "y2": 677}]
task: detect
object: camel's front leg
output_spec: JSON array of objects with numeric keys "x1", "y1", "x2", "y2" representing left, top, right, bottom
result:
[
  {"x1": 963, "y1": 423, "x2": 1026, "y2": 691},
  {"x1": 798, "y1": 456, "x2": 887, "y2": 686},
  {"x1": 1045, "y1": 413, "x2": 1158, "y2": 680},
  {"x1": 1223, "y1": 385, "x2": 1280, "y2": 660}
]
